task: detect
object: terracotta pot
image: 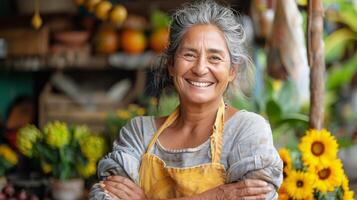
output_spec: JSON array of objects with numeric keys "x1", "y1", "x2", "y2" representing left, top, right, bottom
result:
[{"x1": 50, "y1": 178, "x2": 84, "y2": 200}]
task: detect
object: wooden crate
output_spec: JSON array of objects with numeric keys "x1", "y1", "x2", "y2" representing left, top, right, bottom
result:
[
  {"x1": 0, "y1": 27, "x2": 49, "y2": 57},
  {"x1": 38, "y1": 70, "x2": 146, "y2": 132}
]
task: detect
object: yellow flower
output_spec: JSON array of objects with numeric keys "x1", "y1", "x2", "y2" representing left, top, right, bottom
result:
[
  {"x1": 285, "y1": 170, "x2": 315, "y2": 200},
  {"x1": 117, "y1": 110, "x2": 131, "y2": 120},
  {"x1": 44, "y1": 121, "x2": 70, "y2": 148},
  {"x1": 41, "y1": 162, "x2": 52, "y2": 174},
  {"x1": 272, "y1": 79, "x2": 282, "y2": 92},
  {"x1": 136, "y1": 108, "x2": 146, "y2": 116},
  {"x1": 342, "y1": 174, "x2": 355, "y2": 200},
  {"x1": 309, "y1": 159, "x2": 343, "y2": 193},
  {"x1": 80, "y1": 134, "x2": 107, "y2": 161},
  {"x1": 150, "y1": 97, "x2": 158, "y2": 106},
  {"x1": 278, "y1": 183, "x2": 290, "y2": 200},
  {"x1": 343, "y1": 190, "x2": 355, "y2": 200},
  {"x1": 279, "y1": 148, "x2": 292, "y2": 176},
  {"x1": 77, "y1": 161, "x2": 97, "y2": 178},
  {"x1": 17, "y1": 125, "x2": 42, "y2": 157},
  {"x1": 128, "y1": 104, "x2": 139, "y2": 111},
  {"x1": 299, "y1": 129, "x2": 338, "y2": 168},
  {"x1": 0, "y1": 145, "x2": 18, "y2": 165},
  {"x1": 74, "y1": 125, "x2": 90, "y2": 140}
]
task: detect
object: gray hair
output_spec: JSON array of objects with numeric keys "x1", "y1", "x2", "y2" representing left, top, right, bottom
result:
[{"x1": 153, "y1": 0, "x2": 255, "y2": 99}]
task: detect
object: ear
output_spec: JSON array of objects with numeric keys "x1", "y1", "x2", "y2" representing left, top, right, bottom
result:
[{"x1": 228, "y1": 64, "x2": 237, "y2": 82}]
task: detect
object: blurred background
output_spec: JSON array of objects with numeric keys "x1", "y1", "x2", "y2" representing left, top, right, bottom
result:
[{"x1": 0, "y1": 0, "x2": 356, "y2": 199}]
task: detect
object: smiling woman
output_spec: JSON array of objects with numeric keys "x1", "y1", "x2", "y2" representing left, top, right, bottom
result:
[{"x1": 89, "y1": 0, "x2": 283, "y2": 200}]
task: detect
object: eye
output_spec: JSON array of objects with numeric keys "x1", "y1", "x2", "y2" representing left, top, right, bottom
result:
[
  {"x1": 209, "y1": 55, "x2": 223, "y2": 63},
  {"x1": 183, "y1": 53, "x2": 196, "y2": 61},
  {"x1": 184, "y1": 53, "x2": 195, "y2": 58}
]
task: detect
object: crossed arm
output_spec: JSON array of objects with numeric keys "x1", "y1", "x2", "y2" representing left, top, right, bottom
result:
[{"x1": 100, "y1": 176, "x2": 272, "y2": 200}]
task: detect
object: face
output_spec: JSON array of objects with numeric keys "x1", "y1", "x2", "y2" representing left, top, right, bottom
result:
[{"x1": 169, "y1": 24, "x2": 236, "y2": 105}]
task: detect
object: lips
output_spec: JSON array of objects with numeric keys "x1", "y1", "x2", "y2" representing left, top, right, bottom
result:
[{"x1": 185, "y1": 79, "x2": 214, "y2": 87}]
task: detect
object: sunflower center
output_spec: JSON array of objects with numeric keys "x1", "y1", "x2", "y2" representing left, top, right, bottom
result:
[
  {"x1": 311, "y1": 141, "x2": 325, "y2": 156},
  {"x1": 318, "y1": 168, "x2": 331, "y2": 180},
  {"x1": 296, "y1": 180, "x2": 304, "y2": 188}
]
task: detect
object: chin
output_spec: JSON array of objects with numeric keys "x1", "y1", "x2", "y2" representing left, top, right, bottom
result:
[{"x1": 181, "y1": 94, "x2": 218, "y2": 105}]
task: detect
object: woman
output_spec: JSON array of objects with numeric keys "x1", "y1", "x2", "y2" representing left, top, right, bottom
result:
[{"x1": 90, "y1": 0, "x2": 283, "y2": 199}]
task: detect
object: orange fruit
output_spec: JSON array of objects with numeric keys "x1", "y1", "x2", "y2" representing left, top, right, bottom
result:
[
  {"x1": 94, "y1": 26, "x2": 119, "y2": 54},
  {"x1": 110, "y1": 5, "x2": 127, "y2": 26},
  {"x1": 85, "y1": 0, "x2": 101, "y2": 12},
  {"x1": 149, "y1": 28, "x2": 169, "y2": 53},
  {"x1": 95, "y1": 1, "x2": 112, "y2": 20},
  {"x1": 121, "y1": 29, "x2": 147, "y2": 54}
]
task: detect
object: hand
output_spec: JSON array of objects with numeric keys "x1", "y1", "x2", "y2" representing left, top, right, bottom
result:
[
  {"x1": 214, "y1": 179, "x2": 272, "y2": 200},
  {"x1": 101, "y1": 176, "x2": 147, "y2": 200}
]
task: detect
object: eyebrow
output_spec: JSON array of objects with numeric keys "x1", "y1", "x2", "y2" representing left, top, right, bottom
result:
[{"x1": 180, "y1": 47, "x2": 226, "y2": 54}]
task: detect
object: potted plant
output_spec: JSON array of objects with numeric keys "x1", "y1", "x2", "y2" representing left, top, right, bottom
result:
[{"x1": 17, "y1": 122, "x2": 107, "y2": 200}]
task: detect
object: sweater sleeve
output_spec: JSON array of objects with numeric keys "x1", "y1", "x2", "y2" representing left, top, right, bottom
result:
[
  {"x1": 89, "y1": 117, "x2": 146, "y2": 200},
  {"x1": 226, "y1": 113, "x2": 283, "y2": 200}
]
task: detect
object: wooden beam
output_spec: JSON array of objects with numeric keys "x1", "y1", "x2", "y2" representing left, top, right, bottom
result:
[{"x1": 307, "y1": 0, "x2": 325, "y2": 130}]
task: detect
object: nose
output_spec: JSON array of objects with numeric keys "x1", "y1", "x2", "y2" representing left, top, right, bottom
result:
[{"x1": 191, "y1": 54, "x2": 209, "y2": 76}]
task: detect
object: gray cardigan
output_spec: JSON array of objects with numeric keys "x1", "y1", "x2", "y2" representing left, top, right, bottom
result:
[{"x1": 89, "y1": 110, "x2": 283, "y2": 199}]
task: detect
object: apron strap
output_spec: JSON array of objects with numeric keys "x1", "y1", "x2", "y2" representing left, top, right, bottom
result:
[
  {"x1": 211, "y1": 100, "x2": 225, "y2": 164},
  {"x1": 146, "y1": 107, "x2": 180, "y2": 153},
  {"x1": 146, "y1": 99, "x2": 225, "y2": 165}
]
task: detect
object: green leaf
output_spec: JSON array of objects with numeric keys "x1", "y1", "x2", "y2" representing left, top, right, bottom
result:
[
  {"x1": 150, "y1": 9, "x2": 171, "y2": 30},
  {"x1": 266, "y1": 99, "x2": 282, "y2": 125},
  {"x1": 339, "y1": 3, "x2": 357, "y2": 32},
  {"x1": 276, "y1": 79, "x2": 299, "y2": 113},
  {"x1": 325, "y1": 28, "x2": 357, "y2": 63},
  {"x1": 326, "y1": 55, "x2": 357, "y2": 90}
]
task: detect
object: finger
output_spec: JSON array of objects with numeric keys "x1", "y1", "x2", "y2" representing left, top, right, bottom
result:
[
  {"x1": 104, "y1": 190, "x2": 120, "y2": 200},
  {"x1": 107, "y1": 176, "x2": 145, "y2": 196},
  {"x1": 107, "y1": 176, "x2": 139, "y2": 190},
  {"x1": 235, "y1": 186, "x2": 271, "y2": 197},
  {"x1": 101, "y1": 181, "x2": 131, "y2": 199},
  {"x1": 233, "y1": 179, "x2": 268, "y2": 189},
  {"x1": 103, "y1": 180, "x2": 134, "y2": 197},
  {"x1": 238, "y1": 194, "x2": 267, "y2": 200}
]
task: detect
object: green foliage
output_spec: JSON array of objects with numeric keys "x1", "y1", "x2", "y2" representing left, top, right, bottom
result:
[
  {"x1": 230, "y1": 78, "x2": 308, "y2": 145},
  {"x1": 150, "y1": 9, "x2": 171, "y2": 30},
  {"x1": 326, "y1": 55, "x2": 357, "y2": 91},
  {"x1": 17, "y1": 122, "x2": 107, "y2": 180}
]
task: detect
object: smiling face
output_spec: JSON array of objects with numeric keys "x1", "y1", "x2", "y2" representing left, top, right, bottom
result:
[{"x1": 169, "y1": 24, "x2": 236, "y2": 106}]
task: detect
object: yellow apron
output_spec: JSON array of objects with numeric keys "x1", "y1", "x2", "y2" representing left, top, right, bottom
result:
[{"x1": 139, "y1": 100, "x2": 227, "y2": 199}]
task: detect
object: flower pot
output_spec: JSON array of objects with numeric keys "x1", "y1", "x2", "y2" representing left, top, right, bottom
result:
[
  {"x1": 50, "y1": 178, "x2": 84, "y2": 200},
  {"x1": 0, "y1": 176, "x2": 6, "y2": 191},
  {"x1": 339, "y1": 145, "x2": 357, "y2": 180}
]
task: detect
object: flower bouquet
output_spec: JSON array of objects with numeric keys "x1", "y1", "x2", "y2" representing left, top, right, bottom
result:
[
  {"x1": 16, "y1": 122, "x2": 107, "y2": 180},
  {"x1": 0, "y1": 144, "x2": 18, "y2": 177},
  {"x1": 278, "y1": 129, "x2": 354, "y2": 200}
]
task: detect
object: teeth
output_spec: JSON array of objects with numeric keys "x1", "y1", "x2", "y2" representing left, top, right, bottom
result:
[{"x1": 188, "y1": 80, "x2": 212, "y2": 87}]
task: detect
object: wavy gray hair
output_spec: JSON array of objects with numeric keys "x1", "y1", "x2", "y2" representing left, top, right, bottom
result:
[{"x1": 153, "y1": 0, "x2": 254, "y2": 99}]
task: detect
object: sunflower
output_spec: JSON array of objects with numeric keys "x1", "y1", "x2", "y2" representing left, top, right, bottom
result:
[
  {"x1": 278, "y1": 183, "x2": 290, "y2": 200},
  {"x1": 299, "y1": 129, "x2": 338, "y2": 168},
  {"x1": 279, "y1": 148, "x2": 292, "y2": 177},
  {"x1": 342, "y1": 174, "x2": 355, "y2": 200},
  {"x1": 343, "y1": 190, "x2": 355, "y2": 200},
  {"x1": 285, "y1": 170, "x2": 315, "y2": 200},
  {"x1": 309, "y1": 159, "x2": 344, "y2": 193}
]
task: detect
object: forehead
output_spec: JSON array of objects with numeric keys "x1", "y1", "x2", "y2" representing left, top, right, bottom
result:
[{"x1": 178, "y1": 24, "x2": 229, "y2": 52}]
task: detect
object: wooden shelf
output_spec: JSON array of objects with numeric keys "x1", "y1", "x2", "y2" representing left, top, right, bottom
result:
[{"x1": 0, "y1": 52, "x2": 158, "y2": 71}]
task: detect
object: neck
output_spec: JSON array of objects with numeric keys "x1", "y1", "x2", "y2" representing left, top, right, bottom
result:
[{"x1": 175, "y1": 98, "x2": 222, "y2": 130}]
